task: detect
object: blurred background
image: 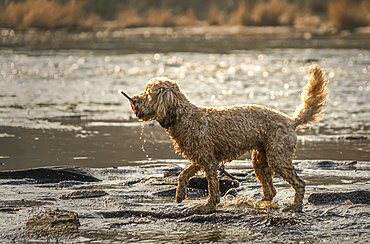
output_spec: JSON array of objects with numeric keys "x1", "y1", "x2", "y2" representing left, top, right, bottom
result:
[
  {"x1": 0, "y1": 0, "x2": 369, "y2": 30},
  {"x1": 0, "y1": 0, "x2": 369, "y2": 170}
]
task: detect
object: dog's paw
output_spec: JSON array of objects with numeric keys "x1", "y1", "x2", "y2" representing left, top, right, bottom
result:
[
  {"x1": 194, "y1": 203, "x2": 216, "y2": 213},
  {"x1": 282, "y1": 203, "x2": 303, "y2": 212},
  {"x1": 261, "y1": 196, "x2": 273, "y2": 202},
  {"x1": 176, "y1": 189, "x2": 186, "y2": 203}
]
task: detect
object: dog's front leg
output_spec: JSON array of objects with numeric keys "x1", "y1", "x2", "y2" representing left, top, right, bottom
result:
[
  {"x1": 195, "y1": 164, "x2": 219, "y2": 213},
  {"x1": 176, "y1": 163, "x2": 201, "y2": 203}
]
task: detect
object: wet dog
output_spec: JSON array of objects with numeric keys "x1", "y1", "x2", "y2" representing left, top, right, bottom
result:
[{"x1": 123, "y1": 65, "x2": 328, "y2": 212}]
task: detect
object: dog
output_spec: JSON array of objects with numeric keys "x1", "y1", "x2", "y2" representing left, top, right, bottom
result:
[{"x1": 123, "y1": 64, "x2": 328, "y2": 212}]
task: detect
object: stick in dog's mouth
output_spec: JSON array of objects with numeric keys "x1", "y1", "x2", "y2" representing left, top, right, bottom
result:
[
  {"x1": 121, "y1": 91, "x2": 139, "y2": 118},
  {"x1": 121, "y1": 91, "x2": 133, "y2": 102}
]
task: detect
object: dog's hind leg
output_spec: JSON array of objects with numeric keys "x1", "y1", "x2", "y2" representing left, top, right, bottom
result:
[
  {"x1": 252, "y1": 149, "x2": 276, "y2": 201},
  {"x1": 205, "y1": 164, "x2": 221, "y2": 205},
  {"x1": 279, "y1": 167, "x2": 305, "y2": 212},
  {"x1": 266, "y1": 147, "x2": 305, "y2": 212},
  {"x1": 176, "y1": 164, "x2": 201, "y2": 203},
  {"x1": 195, "y1": 164, "x2": 219, "y2": 212}
]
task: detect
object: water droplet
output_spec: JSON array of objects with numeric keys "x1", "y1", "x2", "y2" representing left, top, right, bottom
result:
[{"x1": 139, "y1": 122, "x2": 149, "y2": 157}]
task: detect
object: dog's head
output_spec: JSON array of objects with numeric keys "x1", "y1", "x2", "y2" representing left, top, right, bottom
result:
[{"x1": 127, "y1": 77, "x2": 186, "y2": 128}]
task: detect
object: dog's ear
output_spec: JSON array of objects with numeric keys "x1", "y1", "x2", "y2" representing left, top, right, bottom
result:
[
  {"x1": 155, "y1": 88, "x2": 174, "y2": 117},
  {"x1": 145, "y1": 78, "x2": 183, "y2": 128},
  {"x1": 153, "y1": 88, "x2": 178, "y2": 128}
]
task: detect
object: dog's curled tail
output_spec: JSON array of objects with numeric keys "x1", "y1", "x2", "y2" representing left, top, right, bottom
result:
[{"x1": 292, "y1": 65, "x2": 328, "y2": 128}]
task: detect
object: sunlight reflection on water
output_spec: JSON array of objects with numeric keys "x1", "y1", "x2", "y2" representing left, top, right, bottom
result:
[{"x1": 0, "y1": 48, "x2": 369, "y2": 137}]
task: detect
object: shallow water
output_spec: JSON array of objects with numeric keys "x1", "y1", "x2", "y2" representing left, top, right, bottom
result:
[
  {"x1": 1, "y1": 28, "x2": 370, "y2": 243},
  {"x1": 0, "y1": 48, "x2": 369, "y2": 170},
  {"x1": 1, "y1": 48, "x2": 369, "y2": 132}
]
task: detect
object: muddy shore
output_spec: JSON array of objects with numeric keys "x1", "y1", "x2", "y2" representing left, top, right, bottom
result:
[{"x1": 0, "y1": 162, "x2": 369, "y2": 243}]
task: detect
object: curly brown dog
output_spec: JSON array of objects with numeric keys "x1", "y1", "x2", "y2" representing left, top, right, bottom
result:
[{"x1": 123, "y1": 64, "x2": 328, "y2": 212}]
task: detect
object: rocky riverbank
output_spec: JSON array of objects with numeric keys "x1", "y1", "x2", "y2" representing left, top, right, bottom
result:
[{"x1": 0, "y1": 160, "x2": 369, "y2": 243}]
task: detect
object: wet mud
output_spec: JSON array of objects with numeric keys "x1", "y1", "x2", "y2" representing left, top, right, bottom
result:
[{"x1": 0, "y1": 161, "x2": 369, "y2": 243}]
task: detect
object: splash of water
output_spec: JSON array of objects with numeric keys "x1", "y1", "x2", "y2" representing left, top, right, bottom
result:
[
  {"x1": 139, "y1": 122, "x2": 150, "y2": 159},
  {"x1": 221, "y1": 196, "x2": 279, "y2": 213}
]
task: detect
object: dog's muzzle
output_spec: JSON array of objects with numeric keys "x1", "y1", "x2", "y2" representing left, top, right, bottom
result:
[
  {"x1": 131, "y1": 103, "x2": 141, "y2": 119},
  {"x1": 122, "y1": 91, "x2": 141, "y2": 119}
]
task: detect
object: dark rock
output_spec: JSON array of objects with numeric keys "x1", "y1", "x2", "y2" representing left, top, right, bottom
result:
[
  {"x1": 60, "y1": 189, "x2": 108, "y2": 199},
  {"x1": 0, "y1": 207, "x2": 19, "y2": 213},
  {"x1": 153, "y1": 187, "x2": 206, "y2": 198},
  {"x1": 308, "y1": 190, "x2": 370, "y2": 205},
  {"x1": 26, "y1": 209, "x2": 79, "y2": 239},
  {"x1": 313, "y1": 161, "x2": 339, "y2": 168},
  {"x1": 152, "y1": 187, "x2": 177, "y2": 197},
  {"x1": 326, "y1": 135, "x2": 369, "y2": 141},
  {"x1": 0, "y1": 166, "x2": 100, "y2": 183},
  {"x1": 0, "y1": 178, "x2": 37, "y2": 185},
  {"x1": 345, "y1": 161, "x2": 357, "y2": 166},
  {"x1": 189, "y1": 176, "x2": 240, "y2": 195},
  {"x1": 311, "y1": 161, "x2": 357, "y2": 169},
  {"x1": 188, "y1": 177, "x2": 209, "y2": 189},
  {"x1": 344, "y1": 136, "x2": 368, "y2": 141},
  {"x1": 57, "y1": 180, "x2": 85, "y2": 188}
]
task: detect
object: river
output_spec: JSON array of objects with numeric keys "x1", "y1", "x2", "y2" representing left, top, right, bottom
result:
[
  {"x1": 1, "y1": 35, "x2": 370, "y2": 243},
  {"x1": 0, "y1": 48, "x2": 369, "y2": 170}
]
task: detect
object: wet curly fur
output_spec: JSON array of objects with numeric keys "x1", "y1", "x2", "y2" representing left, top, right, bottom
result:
[{"x1": 128, "y1": 65, "x2": 328, "y2": 212}]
